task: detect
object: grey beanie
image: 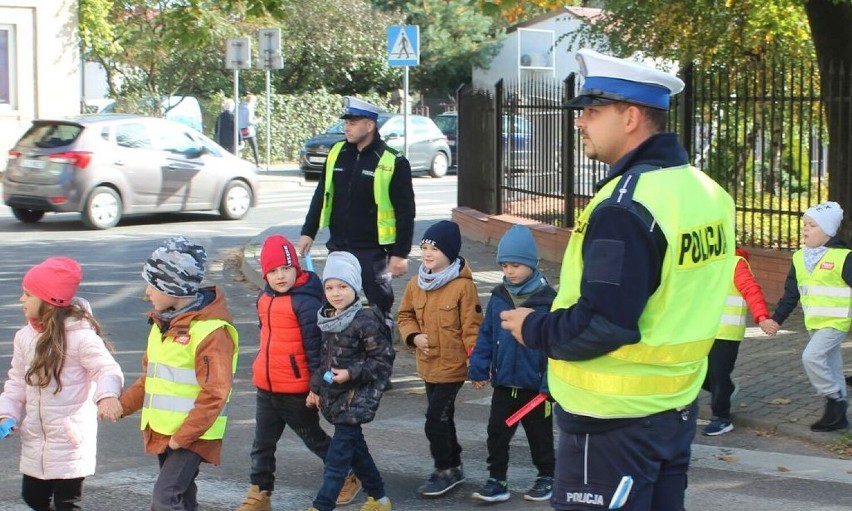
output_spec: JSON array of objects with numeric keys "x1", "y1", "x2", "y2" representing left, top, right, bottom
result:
[
  {"x1": 497, "y1": 225, "x2": 539, "y2": 269},
  {"x1": 323, "y1": 251, "x2": 362, "y2": 293},
  {"x1": 142, "y1": 236, "x2": 207, "y2": 297}
]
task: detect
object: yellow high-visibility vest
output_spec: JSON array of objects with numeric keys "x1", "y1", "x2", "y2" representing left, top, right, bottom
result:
[
  {"x1": 549, "y1": 165, "x2": 735, "y2": 418},
  {"x1": 141, "y1": 319, "x2": 239, "y2": 440},
  {"x1": 319, "y1": 141, "x2": 398, "y2": 245},
  {"x1": 792, "y1": 248, "x2": 852, "y2": 332},
  {"x1": 716, "y1": 256, "x2": 748, "y2": 341}
]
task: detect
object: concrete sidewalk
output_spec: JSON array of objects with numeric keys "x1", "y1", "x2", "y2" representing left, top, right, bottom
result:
[{"x1": 241, "y1": 223, "x2": 851, "y2": 446}]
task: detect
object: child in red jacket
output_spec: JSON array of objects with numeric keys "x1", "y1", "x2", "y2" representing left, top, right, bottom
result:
[
  {"x1": 238, "y1": 235, "x2": 360, "y2": 510},
  {"x1": 702, "y1": 247, "x2": 775, "y2": 436}
]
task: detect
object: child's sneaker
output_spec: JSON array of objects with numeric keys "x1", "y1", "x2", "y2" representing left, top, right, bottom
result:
[
  {"x1": 702, "y1": 417, "x2": 734, "y2": 436},
  {"x1": 337, "y1": 472, "x2": 362, "y2": 505},
  {"x1": 524, "y1": 476, "x2": 553, "y2": 501},
  {"x1": 417, "y1": 466, "x2": 465, "y2": 496},
  {"x1": 472, "y1": 478, "x2": 510, "y2": 502},
  {"x1": 236, "y1": 485, "x2": 271, "y2": 511},
  {"x1": 359, "y1": 496, "x2": 392, "y2": 511}
]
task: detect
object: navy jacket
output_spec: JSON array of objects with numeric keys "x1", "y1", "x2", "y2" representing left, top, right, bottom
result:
[
  {"x1": 301, "y1": 134, "x2": 416, "y2": 259},
  {"x1": 469, "y1": 283, "x2": 555, "y2": 393}
]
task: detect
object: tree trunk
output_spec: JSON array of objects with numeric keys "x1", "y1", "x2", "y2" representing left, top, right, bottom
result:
[{"x1": 806, "y1": 0, "x2": 852, "y2": 241}]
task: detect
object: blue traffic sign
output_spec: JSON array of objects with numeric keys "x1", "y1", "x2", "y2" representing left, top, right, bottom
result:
[{"x1": 387, "y1": 25, "x2": 420, "y2": 67}]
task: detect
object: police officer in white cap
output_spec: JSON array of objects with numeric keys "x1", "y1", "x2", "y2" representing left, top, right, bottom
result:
[
  {"x1": 299, "y1": 97, "x2": 415, "y2": 321},
  {"x1": 501, "y1": 49, "x2": 736, "y2": 509}
]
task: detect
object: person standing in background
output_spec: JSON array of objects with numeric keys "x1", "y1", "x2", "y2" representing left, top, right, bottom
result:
[
  {"x1": 239, "y1": 94, "x2": 260, "y2": 167},
  {"x1": 215, "y1": 98, "x2": 237, "y2": 154}
]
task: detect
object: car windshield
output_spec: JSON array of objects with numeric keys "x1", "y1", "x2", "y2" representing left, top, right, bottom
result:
[
  {"x1": 434, "y1": 115, "x2": 457, "y2": 135},
  {"x1": 18, "y1": 122, "x2": 83, "y2": 149}
]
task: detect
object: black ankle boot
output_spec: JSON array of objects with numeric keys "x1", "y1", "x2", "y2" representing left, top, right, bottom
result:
[{"x1": 811, "y1": 397, "x2": 849, "y2": 432}]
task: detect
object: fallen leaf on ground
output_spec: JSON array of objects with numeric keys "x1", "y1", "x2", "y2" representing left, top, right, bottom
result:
[
  {"x1": 770, "y1": 398, "x2": 792, "y2": 405},
  {"x1": 717, "y1": 455, "x2": 738, "y2": 463},
  {"x1": 777, "y1": 466, "x2": 791, "y2": 472}
]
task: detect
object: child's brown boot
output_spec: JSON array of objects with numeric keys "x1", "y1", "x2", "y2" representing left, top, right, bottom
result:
[
  {"x1": 336, "y1": 472, "x2": 362, "y2": 505},
  {"x1": 237, "y1": 485, "x2": 271, "y2": 511}
]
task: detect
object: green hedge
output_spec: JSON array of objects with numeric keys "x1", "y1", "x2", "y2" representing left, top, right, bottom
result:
[{"x1": 202, "y1": 90, "x2": 393, "y2": 163}]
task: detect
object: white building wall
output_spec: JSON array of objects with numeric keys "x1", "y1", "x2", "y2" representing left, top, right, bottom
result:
[
  {"x1": 472, "y1": 10, "x2": 605, "y2": 90},
  {"x1": 0, "y1": 0, "x2": 81, "y2": 167}
]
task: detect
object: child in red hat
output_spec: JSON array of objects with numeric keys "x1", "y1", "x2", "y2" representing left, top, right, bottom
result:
[
  {"x1": 237, "y1": 235, "x2": 361, "y2": 510},
  {"x1": 0, "y1": 257, "x2": 124, "y2": 510}
]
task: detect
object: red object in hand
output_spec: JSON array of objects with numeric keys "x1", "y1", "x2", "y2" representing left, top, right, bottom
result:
[{"x1": 505, "y1": 393, "x2": 547, "y2": 427}]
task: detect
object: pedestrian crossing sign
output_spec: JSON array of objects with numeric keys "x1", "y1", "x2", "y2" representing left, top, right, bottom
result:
[{"x1": 387, "y1": 25, "x2": 420, "y2": 67}]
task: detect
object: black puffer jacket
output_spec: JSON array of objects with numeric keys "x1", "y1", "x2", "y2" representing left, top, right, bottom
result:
[{"x1": 310, "y1": 306, "x2": 394, "y2": 425}]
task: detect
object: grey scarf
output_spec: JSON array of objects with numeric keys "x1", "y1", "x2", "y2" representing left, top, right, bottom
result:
[
  {"x1": 803, "y1": 246, "x2": 829, "y2": 273},
  {"x1": 317, "y1": 299, "x2": 363, "y2": 333},
  {"x1": 418, "y1": 258, "x2": 461, "y2": 291},
  {"x1": 153, "y1": 292, "x2": 204, "y2": 322}
]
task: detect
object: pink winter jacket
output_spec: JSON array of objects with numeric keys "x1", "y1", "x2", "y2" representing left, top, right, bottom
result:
[{"x1": 0, "y1": 302, "x2": 123, "y2": 480}]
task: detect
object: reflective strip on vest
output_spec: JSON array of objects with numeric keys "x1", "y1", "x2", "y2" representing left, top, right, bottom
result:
[
  {"x1": 144, "y1": 393, "x2": 228, "y2": 416},
  {"x1": 319, "y1": 141, "x2": 398, "y2": 244},
  {"x1": 547, "y1": 165, "x2": 735, "y2": 418},
  {"x1": 792, "y1": 249, "x2": 852, "y2": 331},
  {"x1": 147, "y1": 363, "x2": 198, "y2": 385},
  {"x1": 716, "y1": 256, "x2": 749, "y2": 341}
]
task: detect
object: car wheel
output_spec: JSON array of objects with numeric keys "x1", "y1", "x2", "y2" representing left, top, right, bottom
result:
[
  {"x1": 219, "y1": 180, "x2": 252, "y2": 220},
  {"x1": 82, "y1": 186, "x2": 122, "y2": 229},
  {"x1": 429, "y1": 151, "x2": 449, "y2": 178},
  {"x1": 11, "y1": 207, "x2": 45, "y2": 223}
]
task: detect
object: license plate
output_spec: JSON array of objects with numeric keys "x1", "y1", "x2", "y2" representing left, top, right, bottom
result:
[
  {"x1": 16, "y1": 184, "x2": 37, "y2": 193},
  {"x1": 21, "y1": 158, "x2": 46, "y2": 169},
  {"x1": 308, "y1": 156, "x2": 326, "y2": 164}
]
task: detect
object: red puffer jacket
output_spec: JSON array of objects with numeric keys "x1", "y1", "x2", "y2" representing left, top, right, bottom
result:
[{"x1": 253, "y1": 272, "x2": 323, "y2": 393}]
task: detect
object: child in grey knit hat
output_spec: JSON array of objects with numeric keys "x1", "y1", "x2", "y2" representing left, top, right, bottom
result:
[{"x1": 306, "y1": 250, "x2": 395, "y2": 511}]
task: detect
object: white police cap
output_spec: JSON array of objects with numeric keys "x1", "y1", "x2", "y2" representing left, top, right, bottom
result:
[
  {"x1": 340, "y1": 96, "x2": 383, "y2": 121},
  {"x1": 565, "y1": 49, "x2": 684, "y2": 110}
]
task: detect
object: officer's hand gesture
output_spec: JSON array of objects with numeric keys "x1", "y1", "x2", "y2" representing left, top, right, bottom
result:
[
  {"x1": 297, "y1": 235, "x2": 313, "y2": 256},
  {"x1": 500, "y1": 308, "x2": 535, "y2": 345}
]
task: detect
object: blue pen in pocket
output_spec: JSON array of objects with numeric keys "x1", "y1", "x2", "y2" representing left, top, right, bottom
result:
[{"x1": 608, "y1": 475, "x2": 633, "y2": 509}]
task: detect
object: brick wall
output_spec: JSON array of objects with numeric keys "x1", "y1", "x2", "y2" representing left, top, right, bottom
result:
[{"x1": 452, "y1": 206, "x2": 792, "y2": 304}]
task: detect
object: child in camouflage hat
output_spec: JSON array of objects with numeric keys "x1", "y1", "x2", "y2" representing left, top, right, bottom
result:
[{"x1": 118, "y1": 235, "x2": 240, "y2": 510}]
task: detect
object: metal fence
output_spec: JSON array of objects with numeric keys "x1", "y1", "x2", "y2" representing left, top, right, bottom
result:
[{"x1": 459, "y1": 58, "x2": 847, "y2": 249}]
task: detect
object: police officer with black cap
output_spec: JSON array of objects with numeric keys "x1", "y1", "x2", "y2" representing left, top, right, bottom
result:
[
  {"x1": 299, "y1": 97, "x2": 415, "y2": 320},
  {"x1": 500, "y1": 49, "x2": 736, "y2": 510}
]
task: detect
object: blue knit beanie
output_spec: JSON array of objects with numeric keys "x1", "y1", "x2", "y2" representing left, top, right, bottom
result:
[
  {"x1": 497, "y1": 225, "x2": 539, "y2": 269},
  {"x1": 421, "y1": 220, "x2": 462, "y2": 262}
]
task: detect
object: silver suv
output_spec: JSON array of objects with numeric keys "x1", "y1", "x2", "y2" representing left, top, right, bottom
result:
[{"x1": 3, "y1": 114, "x2": 258, "y2": 229}]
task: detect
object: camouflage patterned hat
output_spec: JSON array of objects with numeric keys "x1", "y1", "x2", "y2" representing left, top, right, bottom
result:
[{"x1": 142, "y1": 236, "x2": 207, "y2": 297}]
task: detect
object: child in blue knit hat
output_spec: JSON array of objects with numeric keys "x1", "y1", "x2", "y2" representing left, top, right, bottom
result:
[{"x1": 468, "y1": 224, "x2": 557, "y2": 503}]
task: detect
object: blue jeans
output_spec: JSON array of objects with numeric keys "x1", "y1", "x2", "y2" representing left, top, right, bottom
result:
[
  {"x1": 312, "y1": 424, "x2": 385, "y2": 511},
  {"x1": 250, "y1": 389, "x2": 331, "y2": 491},
  {"x1": 552, "y1": 402, "x2": 697, "y2": 511}
]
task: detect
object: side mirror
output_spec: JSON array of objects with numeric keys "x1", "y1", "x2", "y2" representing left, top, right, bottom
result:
[
  {"x1": 384, "y1": 132, "x2": 401, "y2": 140},
  {"x1": 186, "y1": 145, "x2": 206, "y2": 159}
]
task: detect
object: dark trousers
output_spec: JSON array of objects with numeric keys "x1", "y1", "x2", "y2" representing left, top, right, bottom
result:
[
  {"x1": 425, "y1": 381, "x2": 464, "y2": 470},
  {"x1": 313, "y1": 423, "x2": 385, "y2": 511},
  {"x1": 701, "y1": 339, "x2": 740, "y2": 419},
  {"x1": 552, "y1": 402, "x2": 697, "y2": 511},
  {"x1": 22, "y1": 474, "x2": 83, "y2": 511},
  {"x1": 327, "y1": 245, "x2": 393, "y2": 318},
  {"x1": 486, "y1": 386, "x2": 555, "y2": 481},
  {"x1": 152, "y1": 447, "x2": 203, "y2": 511},
  {"x1": 244, "y1": 135, "x2": 260, "y2": 166},
  {"x1": 250, "y1": 389, "x2": 331, "y2": 491}
]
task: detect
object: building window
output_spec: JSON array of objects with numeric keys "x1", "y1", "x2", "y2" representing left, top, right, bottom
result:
[{"x1": 0, "y1": 25, "x2": 14, "y2": 107}]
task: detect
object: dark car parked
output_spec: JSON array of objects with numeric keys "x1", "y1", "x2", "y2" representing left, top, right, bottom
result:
[
  {"x1": 432, "y1": 111, "x2": 533, "y2": 170},
  {"x1": 299, "y1": 113, "x2": 451, "y2": 179},
  {"x1": 3, "y1": 114, "x2": 258, "y2": 229}
]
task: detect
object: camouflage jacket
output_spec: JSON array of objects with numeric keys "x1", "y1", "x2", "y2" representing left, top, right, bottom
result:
[{"x1": 310, "y1": 306, "x2": 394, "y2": 425}]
